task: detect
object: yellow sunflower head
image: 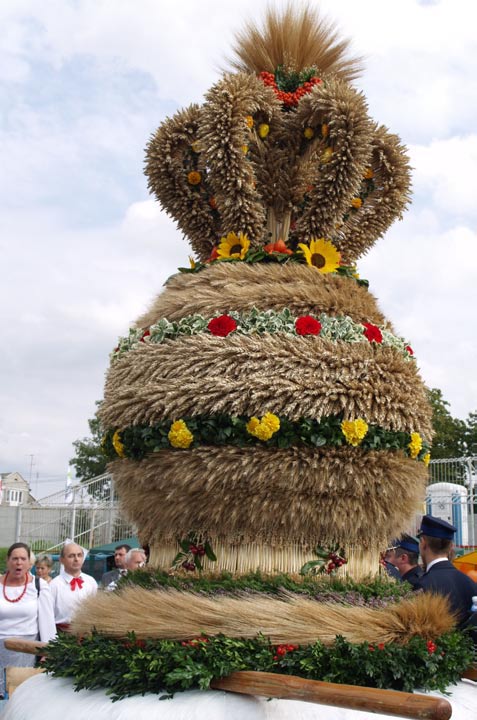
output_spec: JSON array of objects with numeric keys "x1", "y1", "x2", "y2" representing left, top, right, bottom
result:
[
  {"x1": 297, "y1": 238, "x2": 341, "y2": 273},
  {"x1": 217, "y1": 232, "x2": 250, "y2": 260}
]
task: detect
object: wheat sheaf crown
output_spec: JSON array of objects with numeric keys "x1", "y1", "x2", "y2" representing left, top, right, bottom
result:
[{"x1": 145, "y1": 5, "x2": 411, "y2": 265}]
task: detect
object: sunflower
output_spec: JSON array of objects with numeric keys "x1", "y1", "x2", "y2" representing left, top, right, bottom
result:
[
  {"x1": 217, "y1": 232, "x2": 250, "y2": 260},
  {"x1": 297, "y1": 238, "x2": 341, "y2": 273}
]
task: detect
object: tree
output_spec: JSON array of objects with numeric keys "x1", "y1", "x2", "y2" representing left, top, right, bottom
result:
[
  {"x1": 462, "y1": 411, "x2": 477, "y2": 456},
  {"x1": 70, "y1": 403, "x2": 108, "y2": 482},
  {"x1": 427, "y1": 388, "x2": 466, "y2": 459}
]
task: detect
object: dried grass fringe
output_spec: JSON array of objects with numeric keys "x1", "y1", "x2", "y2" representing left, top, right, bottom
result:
[
  {"x1": 227, "y1": 4, "x2": 364, "y2": 82},
  {"x1": 71, "y1": 589, "x2": 455, "y2": 647}
]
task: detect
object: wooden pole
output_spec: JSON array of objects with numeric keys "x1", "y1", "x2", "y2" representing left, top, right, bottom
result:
[
  {"x1": 4, "y1": 639, "x2": 455, "y2": 719},
  {"x1": 4, "y1": 639, "x2": 47, "y2": 654},
  {"x1": 211, "y1": 672, "x2": 451, "y2": 720}
]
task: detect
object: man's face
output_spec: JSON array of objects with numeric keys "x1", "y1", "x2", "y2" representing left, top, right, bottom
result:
[
  {"x1": 114, "y1": 547, "x2": 128, "y2": 569},
  {"x1": 127, "y1": 552, "x2": 145, "y2": 570},
  {"x1": 61, "y1": 544, "x2": 84, "y2": 576},
  {"x1": 384, "y1": 548, "x2": 396, "y2": 565}
]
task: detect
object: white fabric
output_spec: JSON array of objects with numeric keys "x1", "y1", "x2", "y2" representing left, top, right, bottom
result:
[
  {"x1": 425, "y1": 557, "x2": 448, "y2": 572},
  {"x1": 50, "y1": 572, "x2": 97, "y2": 624},
  {"x1": 1, "y1": 673, "x2": 476, "y2": 720},
  {"x1": 0, "y1": 577, "x2": 56, "y2": 642}
]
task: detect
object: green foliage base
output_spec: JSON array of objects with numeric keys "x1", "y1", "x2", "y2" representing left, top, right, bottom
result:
[{"x1": 43, "y1": 630, "x2": 474, "y2": 701}]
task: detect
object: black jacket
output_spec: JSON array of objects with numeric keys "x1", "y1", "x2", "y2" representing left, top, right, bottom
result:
[
  {"x1": 401, "y1": 565, "x2": 423, "y2": 588},
  {"x1": 415, "y1": 559, "x2": 477, "y2": 625}
]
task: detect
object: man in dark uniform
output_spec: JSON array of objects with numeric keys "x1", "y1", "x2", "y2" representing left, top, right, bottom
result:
[
  {"x1": 416, "y1": 514, "x2": 477, "y2": 626},
  {"x1": 390, "y1": 535, "x2": 423, "y2": 588}
]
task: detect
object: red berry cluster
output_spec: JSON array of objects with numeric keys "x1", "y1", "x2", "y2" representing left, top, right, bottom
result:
[
  {"x1": 426, "y1": 640, "x2": 437, "y2": 654},
  {"x1": 272, "y1": 643, "x2": 299, "y2": 661},
  {"x1": 325, "y1": 551, "x2": 347, "y2": 574},
  {"x1": 181, "y1": 544, "x2": 206, "y2": 571},
  {"x1": 259, "y1": 71, "x2": 322, "y2": 107}
]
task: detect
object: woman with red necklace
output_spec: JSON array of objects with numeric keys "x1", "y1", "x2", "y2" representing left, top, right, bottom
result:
[{"x1": 0, "y1": 542, "x2": 56, "y2": 697}]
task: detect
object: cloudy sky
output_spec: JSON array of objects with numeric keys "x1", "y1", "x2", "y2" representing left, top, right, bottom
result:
[{"x1": 1, "y1": 0, "x2": 476, "y2": 498}]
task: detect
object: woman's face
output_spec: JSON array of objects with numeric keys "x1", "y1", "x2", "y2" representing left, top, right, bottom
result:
[
  {"x1": 7, "y1": 548, "x2": 30, "y2": 580},
  {"x1": 35, "y1": 563, "x2": 51, "y2": 580}
]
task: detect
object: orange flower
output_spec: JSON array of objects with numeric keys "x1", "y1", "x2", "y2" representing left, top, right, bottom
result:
[
  {"x1": 209, "y1": 196, "x2": 217, "y2": 209},
  {"x1": 187, "y1": 171, "x2": 201, "y2": 185},
  {"x1": 363, "y1": 167, "x2": 374, "y2": 179},
  {"x1": 206, "y1": 246, "x2": 219, "y2": 262},
  {"x1": 351, "y1": 197, "x2": 362, "y2": 209},
  {"x1": 263, "y1": 239, "x2": 293, "y2": 255},
  {"x1": 245, "y1": 115, "x2": 254, "y2": 128}
]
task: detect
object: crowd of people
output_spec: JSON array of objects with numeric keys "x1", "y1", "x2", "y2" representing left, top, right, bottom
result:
[
  {"x1": 0, "y1": 539, "x2": 148, "y2": 697},
  {"x1": 1, "y1": 515, "x2": 476, "y2": 698}
]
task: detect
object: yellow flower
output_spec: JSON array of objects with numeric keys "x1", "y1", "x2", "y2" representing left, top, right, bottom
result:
[
  {"x1": 217, "y1": 231, "x2": 250, "y2": 260},
  {"x1": 242, "y1": 145, "x2": 249, "y2": 154},
  {"x1": 341, "y1": 419, "x2": 369, "y2": 447},
  {"x1": 246, "y1": 413, "x2": 280, "y2": 441},
  {"x1": 363, "y1": 167, "x2": 374, "y2": 179},
  {"x1": 303, "y1": 127, "x2": 314, "y2": 140},
  {"x1": 188, "y1": 255, "x2": 196, "y2": 269},
  {"x1": 258, "y1": 123, "x2": 270, "y2": 139},
  {"x1": 191, "y1": 141, "x2": 202, "y2": 153},
  {"x1": 351, "y1": 197, "x2": 362, "y2": 209},
  {"x1": 246, "y1": 417, "x2": 260, "y2": 434},
  {"x1": 321, "y1": 147, "x2": 333, "y2": 163},
  {"x1": 321, "y1": 123, "x2": 329, "y2": 138},
  {"x1": 245, "y1": 115, "x2": 254, "y2": 128},
  {"x1": 168, "y1": 420, "x2": 194, "y2": 449},
  {"x1": 187, "y1": 171, "x2": 201, "y2": 185},
  {"x1": 408, "y1": 432, "x2": 423, "y2": 459},
  {"x1": 423, "y1": 452, "x2": 431, "y2": 467},
  {"x1": 297, "y1": 237, "x2": 341, "y2": 273},
  {"x1": 112, "y1": 430, "x2": 125, "y2": 458}
]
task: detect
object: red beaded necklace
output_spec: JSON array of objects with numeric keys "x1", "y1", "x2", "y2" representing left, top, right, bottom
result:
[{"x1": 2, "y1": 571, "x2": 29, "y2": 603}]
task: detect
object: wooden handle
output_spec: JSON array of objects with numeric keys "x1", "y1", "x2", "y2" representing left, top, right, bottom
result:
[
  {"x1": 4, "y1": 639, "x2": 47, "y2": 654},
  {"x1": 211, "y1": 671, "x2": 452, "y2": 720},
  {"x1": 461, "y1": 664, "x2": 477, "y2": 681}
]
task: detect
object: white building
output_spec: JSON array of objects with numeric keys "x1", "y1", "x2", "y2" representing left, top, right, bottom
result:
[{"x1": 0, "y1": 472, "x2": 37, "y2": 506}]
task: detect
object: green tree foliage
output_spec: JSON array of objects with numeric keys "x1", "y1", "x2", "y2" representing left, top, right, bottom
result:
[
  {"x1": 427, "y1": 388, "x2": 466, "y2": 459},
  {"x1": 70, "y1": 403, "x2": 107, "y2": 482},
  {"x1": 462, "y1": 411, "x2": 477, "y2": 456}
]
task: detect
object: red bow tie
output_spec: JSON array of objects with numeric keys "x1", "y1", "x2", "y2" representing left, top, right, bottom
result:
[{"x1": 70, "y1": 577, "x2": 84, "y2": 591}]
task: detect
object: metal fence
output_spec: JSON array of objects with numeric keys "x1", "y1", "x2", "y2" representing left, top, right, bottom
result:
[
  {"x1": 17, "y1": 473, "x2": 136, "y2": 551},
  {"x1": 427, "y1": 456, "x2": 477, "y2": 547}
]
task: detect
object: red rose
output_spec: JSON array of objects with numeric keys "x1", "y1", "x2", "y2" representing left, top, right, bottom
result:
[
  {"x1": 207, "y1": 315, "x2": 237, "y2": 337},
  {"x1": 405, "y1": 345, "x2": 414, "y2": 356},
  {"x1": 377, "y1": 643, "x2": 385, "y2": 650},
  {"x1": 295, "y1": 315, "x2": 322, "y2": 336},
  {"x1": 368, "y1": 645, "x2": 375, "y2": 652},
  {"x1": 140, "y1": 329, "x2": 151, "y2": 343},
  {"x1": 362, "y1": 322, "x2": 383, "y2": 343},
  {"x1": 426, "y1": 640, "x2": 437, "y2": 654}
]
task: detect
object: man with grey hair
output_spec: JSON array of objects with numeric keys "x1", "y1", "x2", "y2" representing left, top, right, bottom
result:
[
  {"x1": 126, "y1": 548, "x2": 147, "y2": 570},
  {"x1": 104, "y1": 548, "x2": 147, "y2": 591}
]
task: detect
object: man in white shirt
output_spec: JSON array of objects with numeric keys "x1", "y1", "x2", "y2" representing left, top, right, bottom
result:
[{"x1": 50, "y1": 542, "x2": 97, "y2": 630}]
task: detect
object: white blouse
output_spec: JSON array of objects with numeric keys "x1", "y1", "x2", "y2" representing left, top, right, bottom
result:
[{"x1": 0, "y1": 576, "x2": 56, "y2": 642}]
